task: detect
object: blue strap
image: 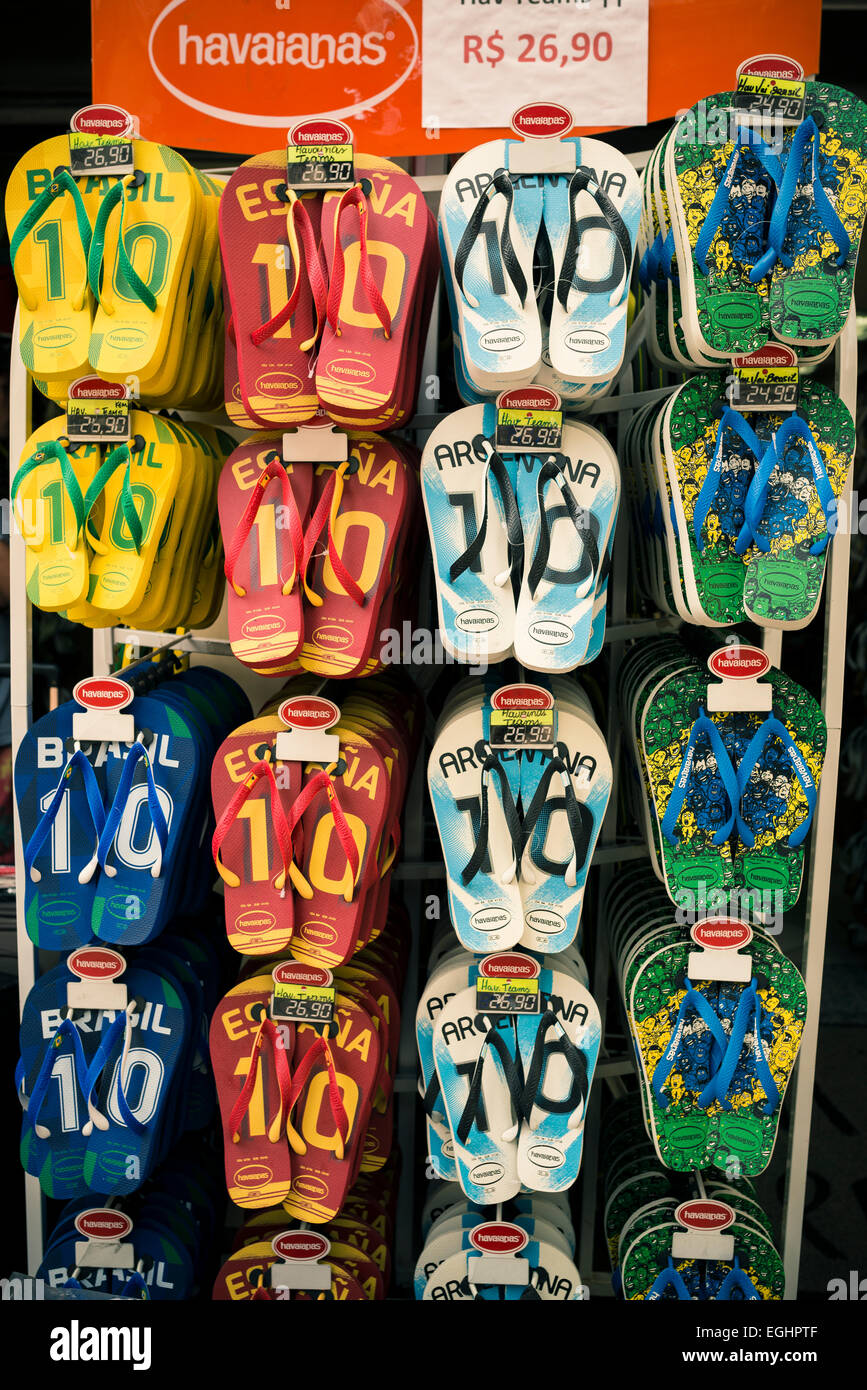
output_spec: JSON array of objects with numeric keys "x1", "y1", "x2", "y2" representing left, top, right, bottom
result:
[
  {"x1": 652, "y1": 979, "x2": 729, "y2": 1108},
  {"x1": 660, "y1": 709, "x2": 739, "y2": 847},
  {"x1": 701, "y1": 980, "x2": 781, "y2": 1115},
  {"x1": 120, "y1": 1271, "x2": 150, "y2": 1300},
  {"x1": 661, "y1": 226, "x2": 678, "y2": 284},
  {"x1": 741, "y1": 414, "x2": 837, "y2": 558},
  {"x1": 756, "y1": 116, "x2": 850, "y2": 280},
  {"x1": 24, "y1": 750, "x2": 106, "y2": 882},
  {"x1": 736, "y1": 714, "x2": 818, "y2": 849},
  {"x1": 640, "y1": 230, "x2": 664, "y2": 291},
  {"x1": 693, "y1": 407, "x2": 764, "y2": 552},
  {"x1": 97, "y1": 742, "x2": 168, "y2": 875},
  {"x1": 695, "y1": 129, "x2": 784, "y2": 276},
  {"x1": 82, "y1": 1008, "x2": 147, "y2": 1136},
  {"x1": 20, "y1": 1017, "x2": 90, "y2": 1134},
  {"x1": 717, "y1": 1256, "x2": 763, "y2": 1300},
  {"x1": 646, "y1": 1257, "x2": 692, "y2": 1300}
]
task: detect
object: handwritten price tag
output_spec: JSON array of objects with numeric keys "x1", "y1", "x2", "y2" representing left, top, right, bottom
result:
[{"x1": 422, "y1": 0, "x2": 648, "y2": 130}]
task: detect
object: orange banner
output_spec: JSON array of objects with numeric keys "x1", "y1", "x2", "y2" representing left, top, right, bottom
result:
[{"x1": 90, "y1": 0, "x2": 822, "y2": 157}]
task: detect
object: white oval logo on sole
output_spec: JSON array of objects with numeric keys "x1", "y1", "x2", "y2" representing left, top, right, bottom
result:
[
  {"x1": 528, "y1": 619, "x2": 574, "y2": 646},
  {"x1": 526, "y1": 1143, "x2": 565, "y2": 1170},
  {"x1": 470, "y1": 907, "x2": 513, "y2": 932},
  {"x1": 525, "y1": 908, "x2": 567, "y2": 935},
  {"x1": 469, "y1": 1161, "x2": 506, "y2": 1186},
  {"x1": 565, "y1": 329, "x2": 611, "y2": 353},
  {"x1": 455, "y1": 608, "x2": 499, "y2": 633},
  {"x1": 479, "y1": 327, "x2": 526, "y2": 353}
]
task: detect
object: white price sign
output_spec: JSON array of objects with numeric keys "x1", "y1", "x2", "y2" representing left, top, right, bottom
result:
[{"x1": 422, "y1": 0, "x2": 649, "y2": 130}]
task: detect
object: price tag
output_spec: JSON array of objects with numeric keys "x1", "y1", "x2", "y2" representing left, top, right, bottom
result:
[
  {"x1": 728, "y1": 345, "x2": 799, "y2": 413},
  {"x1": 271, "y1": 962, "x2": 335, "y2": 1030},
  {"x1": 286, "y1": 118, "x2": 355, "y2": 191},
  {"x1": 475, "y1": 953, "x2": 541, "y2": 1014},
  {"x1": 495, "y1": 409, "x2": 563, "y2": 453},
  {"x1": 489, "y1": 682, "x2": 555, "y2": 751},
  {"x1": 731, "y1": 74, "x2": 805, "y2": 124},
  {"x1": 66, "y1": 398, "x2": 131, "y2": 442},
  {"x1": 69, "y1": 133, "x2": 134, "y2": 178}
]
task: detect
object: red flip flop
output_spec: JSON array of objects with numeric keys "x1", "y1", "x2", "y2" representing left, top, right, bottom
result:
[
  {"x1": 218, "y1": 438, "x2": 313, "y2": 669},
  {"x1": 209, "y1": 976, "x2": 295, "y2": 1209},
  {"x1": 220, "y1": 155, "x2": 325, "y2": 425}
]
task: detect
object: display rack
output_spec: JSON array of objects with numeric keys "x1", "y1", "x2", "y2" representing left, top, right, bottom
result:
[{"x1": 9, "y1": 144, "x2": 856, "y2": 1298}]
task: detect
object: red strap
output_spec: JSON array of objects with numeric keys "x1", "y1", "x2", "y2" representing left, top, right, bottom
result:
[
  {"x1": 228, "y1": 1017, "x2": 291, "y2": 1141},
  {"x1": 287, "y1": 768, "x2": 360, "y2": 884},
  {"x1": 250, "y1": 198, "x2": 327, "y2": 347},
  {"x1": 288, "y1": 1036, "x2": 350, "y2": 1146},
  {"x1": 301, "y1": 467, "x2": 366, "y2": 608},
  {"x1": 212, "y1": 760, "x2": 294, "y2": 884},
  {"x1": 326, "y1": 526, "x2": 365, "y2": 608},
  {"x1": 326, "y1": 186, "x2": 392, "y2": 338},
  {"x1": 223, "y1": 457, "x2": 304, "y2": 595}
]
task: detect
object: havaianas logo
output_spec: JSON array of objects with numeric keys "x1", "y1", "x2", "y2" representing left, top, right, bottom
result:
[
  {"x1": 782, "y1": 279, "x2": 839, "y2": 322},
  {"x1": 706, "y1": 295, "x2": 762, "y2": 331},
  {"x1": 147, "y1": 0, "x2": 420, "y2": 127}
]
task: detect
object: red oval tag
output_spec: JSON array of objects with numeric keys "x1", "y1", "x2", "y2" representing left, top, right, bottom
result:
[
  {"x1": 289, "y1": 118, "x2": 352, "y2": 147},
  {"x1": 675, "y1": 1200, "x2": 735, "y2": 1233},
  {"x1": 70, "y1": 104, "x2": 134, "y2": 137},
  {"x1": 469, "y1": 1222, "x2": 529, "y2": 1255},
  {"x1": 271, "y1": 1230, "x2": 331, "y2": 1262},
  {"x1": 68, "y1": 376, "x2": 129, "y2": 401},
  {"x1": 732, "y1": 345, "x2": 797, "y2": 372},
  {"x1": 736, "y1": 54, "x2": 804, "y2": 83},
  {"x1": 479, "y1": 953, "x2": 540, "y2": 981},
  {"x1": 490, "y1": 684, "x2": 554, "y2": 713},
  {"x1": 691, "y1": 919, "x2": 753, "y2": 951},
  {"x1": 67, "y1": 947, "x2": 126, "y2": 981},
  {"x1": 272, "y1": 961, "x2": 332, "y2": 989},
  {"x1": 73, "y1": 677, "x2": 133, "y2": 712},
  {"x1": 496, "y1": 387, "x2": 561, "y2": 414},
  {"x1": 75, "y1": 1209, "x2": 133, "y2": 1241},
  {"x1": 511, "y1": 102, "x2": 573, "y2": 139},
  {"x1": 707, "y1": 646, "x2": 771, "y2": 681},
  {"x1": 278, "y1": 696, "x2": 340, "y2": 731}
]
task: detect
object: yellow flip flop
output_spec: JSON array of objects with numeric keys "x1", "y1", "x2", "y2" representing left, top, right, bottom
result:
[{"x1": 12, "y1": 419, "x2": 102, "y2": 611}]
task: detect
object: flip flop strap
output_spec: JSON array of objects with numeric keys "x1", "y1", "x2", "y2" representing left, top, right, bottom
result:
[
  {"x1": 660, "y1": 708, "x2": 739, "y2": 848},
  {"x1": 701, "y1": 980, "x2": 780, "y2": 1115},
  {"x1": 527, "y1": 457, "x2": 599, "y2": 598},
  {"x1": 223, "y1": 455, "x2": 304, "y2": 596},
  {"x1": 229, "y1": 1016, "x2": 292, "y2": 1142},
  {"x1": 454, "y1": 169, "x2": 528, "y2": 306},
  {"x1": 460, "y1": 748, "x2": 523, "y2": 886},
  {"x1": 10, "y1": 169, "x2": 93, "y2": 296},
  {"x1": 742, "y1": 413, "x2": 837, "y2": 557},
  {"x1": 88, "y1": 176, "x2": 157, "y2": 312},
  {"x1": 651, "y1": 979, "x2": 729, "y2": 1108},
  {"x1": 98, "y1": 741, "x2": 169, "y2": 875},
  {"x1": 20, "y1": 1017, "x2": 89, "y2": 1132},
  {"x1": 422, "y1": 1069, "x2": 442, "y2": 1115},
  {"x1": 82, "y1": 443, "x2": 143, "y2": 555},
  {"x1": 211, "y1": 760, "x2": 294, "y2": 888},
  {"x1": 519, "y1": 752, "x2": 593, "y2": 882},
  {"x1": 661, "y1": 225, "x2": 679, "y2": 284},
  {"x1": 326, "y1": 184, "x2": 392, "y2": 336},
  {"x1": 693, "y1": 406, "x2": 764, "y2": 552},
  {"x1": 79, "y1": 1005, "x2": 135, "y2": 1129},
  {"x1": 520, "y1": 1008, "x2": 588, "y2": 1120},
  {"x1": 120, "y1": 1272, "x2": 150, "y2": 1300},
  {"x1": 694, "y1": 128, "x2": 784, "y2": 277},
  {"x1": 287, "y1": 1035, "x2": 350, "y2": 1147},
  {"x1": 250, "y1": 194, "x2": 326, "y2": 348},
  {"x1": 646, "y1": 1257, "x2": 692, "y2": 1300},
  {"x1": 735, "y1": 714, "x2": 817, "y2": 849},
  {"x1": 12, "y1": 440, "x2": 87, "y2": 539},
  {"x1": 24, "y1": 749, "x2": 106, "y2": 882},
  {"x1": 449, "y1": 439, "x2": 523, "y2": 584},
  {"x1": 287, "y1": 768, "x2": 361, "y2": 885},
  {"x1": 557, "y1": 167, "x2": 632, "y2": 309},
  {"x1": 638, "y1": 229, "x2": 664, "y2": 292},
  {"x1": 456, "y1": 1024, "x2": 524, "y2": 1145},
  {"x1": 761, "y1": 116, "x2": 850, "y2": 276},
  {"x1": 301, "y1": 462, "x2": 366, "y2": 607},
  {"x1": 717, "y1": 1257, "x2": 763, "y2": 1300}
]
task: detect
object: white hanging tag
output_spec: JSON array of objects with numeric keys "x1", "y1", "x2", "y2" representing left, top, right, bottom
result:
[
  {"x1": 269, "y1": 1232, "x2": 332, "y2": 1291},
  {"x1": 671, "y1": 1200, "x2": 736, "y2": 1261},
  {"x1": 72, "y1": 676, "x2": 136, "y2": 743},
  {"x1": 466, "y1": 1223, "x2": 530, "y2": 1287},
  {"x1": 73, "y1": 1210, "x2": 135, "y2": 1270},
  {"x1": 706, "y1": 645, "x2": 773, "y2": 713},
  {"x1": 275, "y1": 696, "x2": 341, "y2": 764},
  {"x1": 66, "y1": 946, "x2": 128, "y2": 1011},
  {"x1": 507, "y1": 103, "x2": 577, "y2": 175},
  {"x1": 282, "y1": 414, "x2": 348, "y2": 464},
  {"x1": 687, "y1": 919, "x2": 753, "y2": 984}
]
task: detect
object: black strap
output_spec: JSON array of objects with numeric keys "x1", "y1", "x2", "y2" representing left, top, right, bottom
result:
[
  {"x1": 456, "y1": 1023, "x2": 524, "y2": 1145},
  {"x1": 527, "y1": 457, "x2": 600, "y2": 597},
  {"x1": 461, "y1": 745, "x2": 524, "y2": 886},
  {"x1": 422, "y1": 1070, "x2": 441, "y2": 1116},
  {"x1": 521, "y1": 1008, "x2": 588, "y2": 1121},
  {"x1": 557, "y1": 167, "x2": 632, "y2": 310},
  {"x1": 519, "y1": 747, "x2": 594, "y2": 880},
  {"x1": 450, "y1": 437, "x2": 524, "y2": 584},
  {"x1": 454, "y1": 169, "x2": 528, "y2": 306}
]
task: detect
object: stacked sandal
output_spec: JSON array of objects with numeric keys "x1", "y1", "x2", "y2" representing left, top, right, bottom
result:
[
  {"x1": 220, "y1": 154, "x2": 438, "y2": 431},
  {"x1": 440, "y1": 137, "x2": 641, "y2": 407},
  {"x1": 218, "y1": 433, "x2": 421, "y2": 676},
  {"x1": 6, "y1": 132, "x2": 224, "y2": 409}
]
